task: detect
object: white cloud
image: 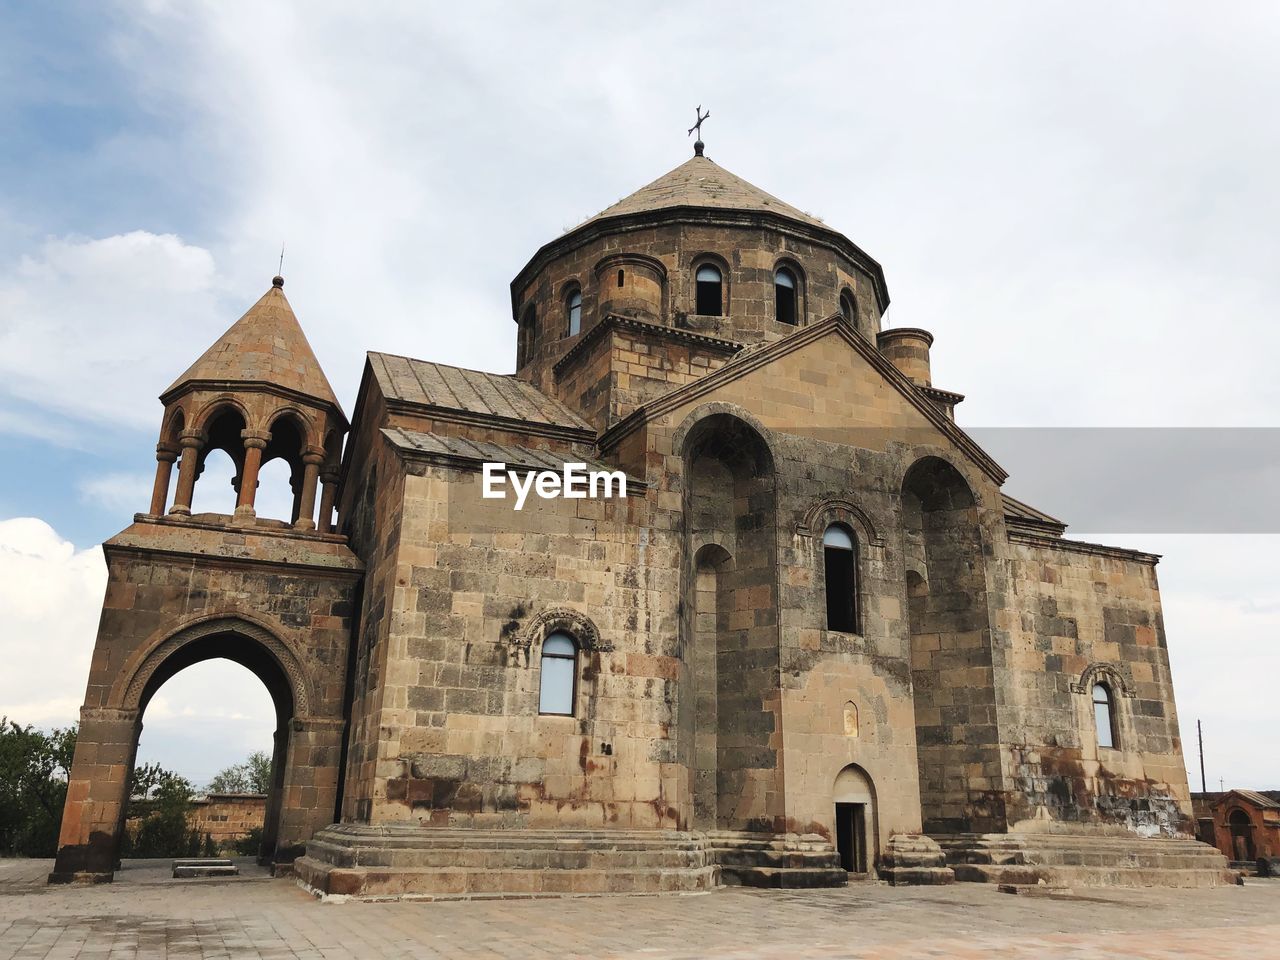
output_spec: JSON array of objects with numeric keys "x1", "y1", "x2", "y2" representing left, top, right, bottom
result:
[
  {"x1": 79, "y1": 471, "x2": 154, "y2": 513},
  {"x1": 0, "y1": 231, "x2": 223, "y2": 431},
  {"x1": 0, "y1": 517, "x2": 275, "y2": 786},
  {"x1": 0, "y1": 518, "x2": 105, "y2": 727}
]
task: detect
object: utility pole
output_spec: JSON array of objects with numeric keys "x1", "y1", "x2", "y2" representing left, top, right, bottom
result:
[{"x1": 1197, "y1": 719, "x2": 1207, "y2": 793}]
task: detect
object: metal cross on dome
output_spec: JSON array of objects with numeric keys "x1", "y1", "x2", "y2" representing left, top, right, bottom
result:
[{"x1": 687, "y1": 105, "x2": 710, "y2": 155}]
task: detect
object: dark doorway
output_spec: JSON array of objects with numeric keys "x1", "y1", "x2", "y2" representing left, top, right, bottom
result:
[
  {"x1": 1229, "y1": 809, "x2": 1255, "y2": 862},
  {"x1": 835, "y1": 802, "x2": 867, "y2": 873}
]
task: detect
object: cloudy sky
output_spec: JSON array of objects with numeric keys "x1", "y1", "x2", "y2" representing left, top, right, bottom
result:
[{"x1": 1, "y1": 1, "x2": 1277, "y2": 792}]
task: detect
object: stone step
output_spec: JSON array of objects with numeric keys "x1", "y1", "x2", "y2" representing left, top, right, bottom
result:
[
  {"x1": 932, "y1": 834, "x2": 1235, "y2": 888},
  {"x1": 294, "y1": 858, "x2": 719, "y2": 900},
  {"x1": 719, "y1": 865, "x2": 850, "y2": 889},
  {"x1": 172, "y1": 858, "x2": 234, "y2": 867},
  {"x1": 173, "y1": 864, "x2": 240, "y2": 878}
]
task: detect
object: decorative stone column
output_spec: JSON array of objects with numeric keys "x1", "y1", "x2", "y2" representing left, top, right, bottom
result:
[
  {"x1": 167, "y1": 432, "x2": 205, "y2": 516},
  {"x1": 293, "y1": 451, "x2": 324, "y2": 531},
  {"x1": 235, "y1": 434, "x2": 269, "y2": 519},
  {"x1": 147, "y1": 444, "x2": 178, "y2": 517},
  {"x1": 317, "y1": 469, "x2": 339, "y2": 534}
]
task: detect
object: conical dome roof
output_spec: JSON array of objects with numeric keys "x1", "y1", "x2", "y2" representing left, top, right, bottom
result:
[
  {"x1": 578, "y1": 154, "x2": 826, "y2": 229},
  {"x1": 164, "y1": 278, "x2": 341, "y2": 411}
]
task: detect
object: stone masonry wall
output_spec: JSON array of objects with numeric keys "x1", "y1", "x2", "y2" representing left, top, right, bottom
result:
[{"x1": 990, "y1": 537, "x2": 1193, "y2": 837}]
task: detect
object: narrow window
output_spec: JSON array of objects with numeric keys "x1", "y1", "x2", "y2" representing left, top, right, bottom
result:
[
  {"x1": 539, "y1": 632, "x2": 578, "y2": 715},
  {"x1": 617, "y1": 269, "x2": 625, "y2": 288},
  {"x1": 775, "y1": 267, "x2": 798, "y2": 325},
  {"x1": 566, "y1": 289, "x2": 582, "y2": 337},
  {"x1": 695, "y1": 264, "x2": 723, "y2": 316},
  {"x1": 1093, "y1": 683, "x2": 1116, "y2": 748},
  {"x1": 518, "y1": 304, "x2": 536, "y2": 365},
  {"x1": 840, "y1": 291, "x2": 857, "y2": 325},
  {"x1": 844, "y1": 700, "x2": 859, "y2": 737},
  {"x1": 824, "y1": 524, "x2": 858, "y2": 632}
]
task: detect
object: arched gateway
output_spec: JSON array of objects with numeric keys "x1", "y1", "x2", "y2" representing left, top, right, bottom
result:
[{"x1": 50, "y1": 279, "x2": 362, "y2": 884}]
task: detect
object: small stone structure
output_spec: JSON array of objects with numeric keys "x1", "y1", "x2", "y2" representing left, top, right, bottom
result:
[
  {"x1": 188, "y1": 794, "x2": 268, "y2": 852},
  {"x1": 1193, "y1": 789, "x2": 1280, "y2": 865},
  {"x1": 53, "y1": 145, "x2": 1231, "y2": 895}
]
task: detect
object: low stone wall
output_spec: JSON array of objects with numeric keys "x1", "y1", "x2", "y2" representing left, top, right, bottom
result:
[{"x1": 188, "y1": 794, "x2": 267, "y2": 850}]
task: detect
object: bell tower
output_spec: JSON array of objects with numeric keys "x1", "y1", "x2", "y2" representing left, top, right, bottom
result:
[
  {"x1": 148, "y1": 275, "x2": 346, "y2": 529},
  {"x1": 50, "y1": 277, "x2": 362, "y2": 885}
]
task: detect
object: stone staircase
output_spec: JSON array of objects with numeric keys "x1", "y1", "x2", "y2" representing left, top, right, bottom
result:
[
  {"x1": 295, "y1": 825, "x2": 719, "y2": 900},
  {"x1": 932, "y1": 833, "x2": 1237, "y2": 888},
  {"x1": 879, "y1": 835, "x2": 955, "y2": 885},
  {"x1": 701, "y1": 831, "x2": 848, "y2": 888}
]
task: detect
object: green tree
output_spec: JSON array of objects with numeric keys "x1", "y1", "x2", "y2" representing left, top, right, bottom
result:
[
  {"x1": 207, "y1": 751, "x2": 272, "y2": 794},
  {"x1": 0, "y1": 718, "x2": 77, "y2": 857},
  {"x1": 127, "y1": 768, "x2": 199, "y2": 858}
]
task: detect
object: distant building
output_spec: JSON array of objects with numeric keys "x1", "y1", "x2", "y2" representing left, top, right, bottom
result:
[{"x1": 1192, "y1": 790, "x2": 1280, "y2": 863}]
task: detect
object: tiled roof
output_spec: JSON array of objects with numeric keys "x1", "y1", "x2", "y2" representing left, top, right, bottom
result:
[
  {"x1": 368, "y1": 353, "x2": 592, "y2": 433},
  {"x1": 1002, "y1": 493, "x2": 1068, "y2": 536},
  {"x1": 381, "y1": 428, "x2": 641, "y2": 488},
  {"x1": 1230, "y1": 789, "x2": 1280, "y2": 809},
  {"x1": 579, "y1": 155, "x2": 826, "y2": 229},
  {"x1": 166, "y1": 281, "x2": 341, "y2": 410}
]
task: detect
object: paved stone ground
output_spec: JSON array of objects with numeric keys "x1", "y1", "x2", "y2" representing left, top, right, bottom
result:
[{"x1": 2, "y1": 859, "x2": 1278, "y2": 959}]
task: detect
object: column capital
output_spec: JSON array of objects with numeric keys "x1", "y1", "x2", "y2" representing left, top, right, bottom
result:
[
  {"x1": 178, "y1": 431, "x2": 205, "y2": 449},
  {"x1": 154, "y1": 444, "x2": 179, "y2": 463},
  {"x1": 241, "y1": 433, "x2": 270, "y2": 450},
  {"x1": 302, "y1": 451, "x2": 325, "y2": 466}
]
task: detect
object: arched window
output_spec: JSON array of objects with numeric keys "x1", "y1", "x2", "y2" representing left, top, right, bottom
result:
[
  {"x1": 775, "y1": 267, "x2": 798, "y2": 325},
  {"x1": 518, "y1": 304, "x2": 537, "y2": 366},
  {"x1": 844, "y1": 700, "x2": 859, "y2": 738},
  {"x1": 840, "y1": 290, "x2": 857, "y2": 325},
  {"x1": 823, "y1": 524, "x2": 858, "y2": 632},
  {"x1": 539, "y1": 632, "x2": 578, "y2": 716},
  {"x1": 566, "y1": 288, "x2": 582, "y2": 337},
  {"x1": 1092, "y1": 683, "x2": 1117, "y2": 748},
  {"x1": 695, "y1": 264, "x2": 723, "y2": 316}
]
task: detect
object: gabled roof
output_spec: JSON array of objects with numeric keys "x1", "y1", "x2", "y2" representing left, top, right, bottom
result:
[
  {"x1": 367, "y1": 352, "x2": 593, "y2": 436},
  {"x1": 578, "y1": 154, "x2": 826, "y2": 230},
  {"x1": 1223, "y1": 789, "x2": 1280, "y2": 810},
  {"x1": 1002, "y1": 493, "x2": 1068, "y2": 537},
  {"x1": 164, "y1": 279, "x2": 341, "y2": 411},
  {"x1": 598, "y1": 315, "x2": 1009, "y2": 487}
]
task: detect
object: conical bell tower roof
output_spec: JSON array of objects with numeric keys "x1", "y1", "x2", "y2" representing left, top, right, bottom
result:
[
  {"x1": 163, "y1": 277, "x2": 343, "y2": 415},
  {"x1": 577, "y1": 153, "x2": 827, "y2": 230}
]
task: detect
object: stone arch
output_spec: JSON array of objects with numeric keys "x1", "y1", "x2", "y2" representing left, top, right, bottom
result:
[
  {"x1": 833, "y1": 763, "x2": 877, "y2": 873},
  {"x1": 689, "y1": 251, "x2": 731, "y2": 317},
  {"x1": 773, "y1": 256, "x2": 806, "y2": 325},
  {"x1": 681, "y1": 409, "x2": 781, "y2": 831},
  {"x1": 672, "y1": 401, "x2": 777, "y2": 475},
  {"x1": 161, "y1": 406, "x2": 186, "y2": 447},
  {"x1": 83, "y1": 615, "x2": 320, "y2": 874},
  {"x1": 901, "y1": 454, "x2": 1001, "y2": 833},
  {"x1": 266, "y1": 405, "x2": 319, "y2": 450},
  {"x1": 798, "y1": 496, "x2": 885, "y2": 548},
  {"x1": 519, "y1": 607, "x2": 609, "y2": 653},
  {"x1": 1071, "y1": 661, "x2": 1136, "y2": 698},
  {"x1": 191, "y1": 395, "x2": 252, "y2": 438},
  {"x1": 114, "y1": 614, "x2": 312, "y2": 718}
]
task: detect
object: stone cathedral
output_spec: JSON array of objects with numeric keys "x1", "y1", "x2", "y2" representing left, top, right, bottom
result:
[{"x1": 51, "y1": 143, "x2": 1231, "y2": 895}]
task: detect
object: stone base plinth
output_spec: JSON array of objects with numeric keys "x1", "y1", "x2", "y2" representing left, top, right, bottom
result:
[
  {"x1": 933, "y1": 833, "x2": 1237, "y2": 888},
  {"x1": 295, "y1": 825, "x2": 719, "y2": 901},
  {"x1": 880, "y1": 834, "x2": 956, "y2": 885},
  {"x1": 702, "y1": 831, "x2": 848, "y2": 888}
]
